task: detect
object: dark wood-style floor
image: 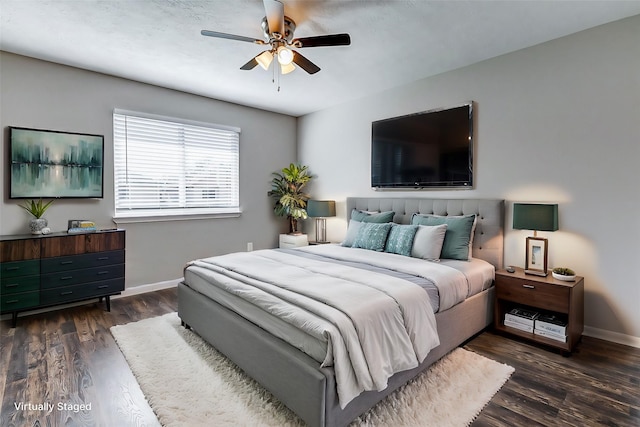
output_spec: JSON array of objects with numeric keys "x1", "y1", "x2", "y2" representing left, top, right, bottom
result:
[{"x1": 1, "y1": 288, "x2": 638, "y2": 427}]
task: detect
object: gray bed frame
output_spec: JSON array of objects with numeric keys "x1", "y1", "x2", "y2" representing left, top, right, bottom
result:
[{"x1": 178, "y1": 197, "x2": 504, "y2": 427}]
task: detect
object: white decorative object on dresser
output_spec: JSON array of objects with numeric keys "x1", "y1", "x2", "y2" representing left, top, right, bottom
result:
[{"x1": 278, "y1": 233, "x2": 308, "y2": 248}]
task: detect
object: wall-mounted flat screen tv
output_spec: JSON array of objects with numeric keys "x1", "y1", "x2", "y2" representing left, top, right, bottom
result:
[
  {"x1": 371, "y1": 102, "x2": 473, "y2": 189},
  {"x1": 9, "y1": 126, "x2": 104, "y2": 199}
]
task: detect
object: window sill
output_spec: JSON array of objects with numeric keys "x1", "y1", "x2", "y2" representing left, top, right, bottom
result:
[{"x1": 113, "y1": 208, "x2": 241, "y2": 224}]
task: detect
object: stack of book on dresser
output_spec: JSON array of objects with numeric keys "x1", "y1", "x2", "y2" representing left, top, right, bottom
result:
[
  {"x1": 67, "y1": 220, "x2": 97, "y2": 234},
  {"x1": 504, "y1": 308, "x2": 567, "y2": 342}
]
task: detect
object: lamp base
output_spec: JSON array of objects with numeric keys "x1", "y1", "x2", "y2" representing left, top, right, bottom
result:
[
  {"x1": 524, "y1": 269, "x2": 548, "y2": 277},
  {"x1": 315, "y1": 218, "x2": 327, "y2": 244}
]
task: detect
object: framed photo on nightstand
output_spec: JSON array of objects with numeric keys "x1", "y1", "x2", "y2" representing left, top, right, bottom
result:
[{"x1": 525, "y1": 236, "x2": 548, "y2": 276}]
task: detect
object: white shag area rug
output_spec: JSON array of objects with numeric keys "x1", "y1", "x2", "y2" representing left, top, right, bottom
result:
[{"x1": 111, "y1": 313, "x2": 514, "y2": 427}]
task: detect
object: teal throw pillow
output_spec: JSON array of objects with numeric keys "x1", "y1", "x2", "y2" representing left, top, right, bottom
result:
[
  {"x1": 350, "y1": 209, "x2": 395, "y2": 223},
  {"x1": 385, "y1": 224, "x2": 419, "y2": 257},
  {"x1": 353, "y1": 222, "x2": 393, "y2": 252},
  {"x1": 341, "y1": 220, "x2": 362, "y2": 247},
  {"x1": 411, "y1": 214, "x2": 476, "y2": 261}
]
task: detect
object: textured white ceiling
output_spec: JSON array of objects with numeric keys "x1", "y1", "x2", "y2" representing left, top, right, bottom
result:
[{"x1": 2, "y1": 1, "x2": 640, "y2": 116}]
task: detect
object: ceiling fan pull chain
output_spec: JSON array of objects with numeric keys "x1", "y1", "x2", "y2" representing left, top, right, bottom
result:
[
  {"x1": 276, "y1": 59, "x2": 281, "y2": 92},
  {"x1": 272, "y1": 58, "x2": 276, "y2": 84}
]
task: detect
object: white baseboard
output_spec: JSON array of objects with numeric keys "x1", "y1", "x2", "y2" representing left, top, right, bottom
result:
[
  {"x1": 583, "y1": 326, "x2": 640, "y2": 349},
  {"x1": 112, "y1": 278, "x2": 181, "y2": 299}
]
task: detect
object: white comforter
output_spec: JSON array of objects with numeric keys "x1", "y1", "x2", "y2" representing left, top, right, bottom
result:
[{"x1": 186, "y1": 245, "x2": 467, "y2": 407}]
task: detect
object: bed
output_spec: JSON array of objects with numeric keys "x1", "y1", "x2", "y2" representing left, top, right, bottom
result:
[{"x1": 178, "y1": 197, "x2": 504, "y2": 427}]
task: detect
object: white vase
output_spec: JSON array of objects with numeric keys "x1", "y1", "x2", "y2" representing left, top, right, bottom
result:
[{"x1": 29, "y1": 218, "x2": 48, "y2": 234}]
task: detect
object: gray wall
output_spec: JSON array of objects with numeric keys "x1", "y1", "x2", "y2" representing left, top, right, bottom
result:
[
  {"x1": 298, "y1": 16, "x2": 640, "y2": 344},
  {"x1": 1, "y1": 52, "x2": 296, "y2": 288}
]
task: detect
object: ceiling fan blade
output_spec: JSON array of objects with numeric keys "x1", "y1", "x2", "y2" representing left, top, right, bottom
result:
[
  {"x1": 293, "y1": 33, "x2": 351, "y2": 48},
  {"x1": 292, "y1": 51, "x2": 320, "y2": 75},
  {"x1": 201, "y1": 30, "x2": 264, "y2": 44},
  {"x1": 240, "y1": 57, "x2": 259, "y2": 70},
  {"x1": 263, "y1": 0, "x2": 284, "y2": 35}
]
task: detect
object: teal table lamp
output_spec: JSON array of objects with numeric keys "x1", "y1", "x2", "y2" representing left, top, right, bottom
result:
[
  {"x1": 513, "y1": 203, "x2": 558, "y2": 276},
  {"x1": 307, "y1": 200, "x2": 336, "y2": 243}
]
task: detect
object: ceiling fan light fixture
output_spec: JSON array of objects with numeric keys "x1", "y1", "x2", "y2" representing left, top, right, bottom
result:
[
  {"x1": 256, "y1": 50, "x2": 274, "y2": 70},
  {"x1": 277, "y1": 46, "x2": 294, "y2": 65},
  {"x1": 280, "y1": 62, "x2": 295, "y2": 74}
]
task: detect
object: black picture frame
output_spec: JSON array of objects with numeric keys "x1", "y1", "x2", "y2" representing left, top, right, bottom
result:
[{"x1": 9, "y1": 126, "x2": 104, "y2": 199}]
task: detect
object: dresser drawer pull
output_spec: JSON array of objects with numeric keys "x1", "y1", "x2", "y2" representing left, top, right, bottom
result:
[
  {"x1": 6, "y1": 283, "x2": 19, "y2": 288},
  {"x1": 60, "y1": 276, "x2": 74, "y2": 281},
  {"x1": 5, "y1": 267, "x2": 20, "y2": 271},
  {"x1": 97, "y1": 257, "x2": 110, "y2": 261},
  {"x1": 6, "y1": 299, "x2": 19, "y2": 304},
  {"x1": 522, "y1": 284, "x2": 535, "y2": 289},
  {"x1": 97, "y1": 285, "x2": 109, "y2": 289},
  {"x1": 60, "y1": 291, "x2": 73, "y2": 296},
  {"x1": 60, "y1": 261, "x2": 74, "y2": 265},
  {"x1": 97, "y1": 271, "x2": 110, "y2": 275}
]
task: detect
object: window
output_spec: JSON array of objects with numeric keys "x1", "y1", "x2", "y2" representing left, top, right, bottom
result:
[{"x1": 113, "y1": 110, "x2": 240, "y2": 221}]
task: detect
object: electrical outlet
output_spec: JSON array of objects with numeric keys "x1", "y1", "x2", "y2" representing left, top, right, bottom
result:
[{"x1": 247, "y1": 242, "x2": 253, "y2": 252}]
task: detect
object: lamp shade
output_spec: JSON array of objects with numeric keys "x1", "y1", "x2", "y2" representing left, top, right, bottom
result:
[
  {"x1": 513, "y1": 203, "x2": 558, "y2": 231},
  {"x1": 307, "y1": 200, "x2": 336, "y2": 218}
]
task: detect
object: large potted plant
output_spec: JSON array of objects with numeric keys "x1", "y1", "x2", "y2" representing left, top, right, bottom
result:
[
  {"x1": 268, "y1": 163, "x2": 313, "y2": 234},
  {"x1": 19, "y1": 199, "x2": 54, "y2": 234}
]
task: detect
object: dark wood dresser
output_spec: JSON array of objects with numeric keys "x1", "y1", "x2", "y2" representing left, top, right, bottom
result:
[{"x1": 1, "y1": 229, "x2": 125, "y2": 327}]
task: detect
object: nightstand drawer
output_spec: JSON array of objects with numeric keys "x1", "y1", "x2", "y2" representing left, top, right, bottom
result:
[{"x1": 496, "y1": 276, "x2": 570, "y2": 313}]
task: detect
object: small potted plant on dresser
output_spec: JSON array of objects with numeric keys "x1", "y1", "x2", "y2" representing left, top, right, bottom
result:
[
  {"x1": 19, "y1": 199, "x2": 54, "y2": 234},
  {"x1": 552, "y1": 267, "x2": 576, "y2": 281}
]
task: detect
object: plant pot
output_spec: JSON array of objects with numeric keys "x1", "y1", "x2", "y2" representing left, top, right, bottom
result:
[
  {"x1": 552, "y1": 271, "x2": 576, "y2": 282},
  {"x1": 29, "y1": 218, "x2": 48, "y2": 235}
]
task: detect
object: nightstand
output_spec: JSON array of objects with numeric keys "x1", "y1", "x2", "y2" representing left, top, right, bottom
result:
[
  {"x1": 494, "y1": 267, "x2": 584, "y2": 353},
  {"x1": 279, "y1": 234, "x2": 308, "y2": 248}
]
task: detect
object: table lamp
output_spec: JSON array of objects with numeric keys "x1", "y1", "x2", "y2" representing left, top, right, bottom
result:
[
  {"x1": 306, "y1": 200, "x2": 336, "y2": 244},
  {"x1": 513, "y1": 203, "x2": 558, "y2": 276}
]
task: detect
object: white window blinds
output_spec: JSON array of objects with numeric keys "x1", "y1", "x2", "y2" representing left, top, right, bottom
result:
[{"x1": 113, "y1": 110, "x2": 240, "y2": 218}]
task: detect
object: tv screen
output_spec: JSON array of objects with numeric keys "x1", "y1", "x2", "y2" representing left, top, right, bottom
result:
[
  {"x1": 9, "y1": 126, "x2": 104, "y2": 199},
  {"x1": 371, "y1": 103, "x2": 473, "y2": 189}
]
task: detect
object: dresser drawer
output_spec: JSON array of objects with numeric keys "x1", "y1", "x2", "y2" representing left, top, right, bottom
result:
[
  {"x1": 1, "y1": 291, "x2": 39, "y2": 312},
  {"x1": 1, "y1": 275, "x2": 40, "y2": 295},
  {"x1": 496, "y1": 276, "x2": 570, "y2": 313},
  {"x1": 40, "y1": 278, "x2": 124, "y2": 305},
  {"x1": 1, "y1": 260, "x2": 40, "y2": 278},
  {"x1": 41, "y1": 264, "x2": 125, "y2": 289},
  {"x1": 41, "y1": 250, "x2": 125, "y2": 274}
]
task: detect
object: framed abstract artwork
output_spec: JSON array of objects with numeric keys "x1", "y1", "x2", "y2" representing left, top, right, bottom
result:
[{"x1": 9, "y1": 126, "x2": 104, "y2": 199}]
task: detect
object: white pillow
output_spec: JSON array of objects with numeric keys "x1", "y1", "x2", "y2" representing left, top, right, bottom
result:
[
  {"x1": 414, "y1": 214, "x2": 478, "y2": 260},
  {"x1": 411, "y1": 224, "x2": 448, "y2": 261}
]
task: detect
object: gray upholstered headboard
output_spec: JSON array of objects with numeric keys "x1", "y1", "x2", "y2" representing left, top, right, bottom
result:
[{"x1": 346, "y1": 197, "x2": 504, "y2": 269}]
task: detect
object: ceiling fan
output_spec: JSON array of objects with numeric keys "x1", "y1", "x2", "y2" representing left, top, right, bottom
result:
[{"x1": 201, "y1": 0, "x2": 351, "y2": 76}]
